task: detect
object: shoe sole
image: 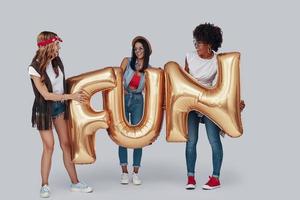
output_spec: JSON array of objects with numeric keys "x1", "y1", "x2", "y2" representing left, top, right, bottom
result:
[
  {"x1": 120, "y1": 181, "x2": 129, "y2": 185},
  {"x1": 185, "y1": 184, "x2": 196, "y2": 190},
  {"x1": 133, "y1": 182, "x2": 142, "y2": 185},
  {"x1": 70, "y1": 188, "x2": 93, "y2": 193},
  {"x1": 202, "y1": 185, "x2": 221, "y2": 190},
  {"x1": 132, "y1": 180, "x2": 142, "y2": 185}
]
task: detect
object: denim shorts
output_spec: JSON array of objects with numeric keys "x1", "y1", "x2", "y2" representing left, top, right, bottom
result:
[{"x1": 51, "y1": 101, "x2": 66, "y2": 118}]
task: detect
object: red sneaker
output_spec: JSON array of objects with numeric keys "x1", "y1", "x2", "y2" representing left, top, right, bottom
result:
[
  {"x1": 185, "y1": 176, "x2": 196, "y2": 190},
  {"x1": 202, "y1": 176, "x2": 221, "y2": 190}
]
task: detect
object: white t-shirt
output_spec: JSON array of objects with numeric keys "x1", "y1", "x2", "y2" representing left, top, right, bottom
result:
[
  {"x1": 185, "y1": 51, "x2": 218, "y2": 87},
  {"x1": 28, "y1": 64, "x2": 64, "y2": 94}
]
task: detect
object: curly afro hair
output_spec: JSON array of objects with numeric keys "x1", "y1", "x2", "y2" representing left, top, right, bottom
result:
[{"x1": 193, "y1": 23, "x2": 223, "y2": 52}]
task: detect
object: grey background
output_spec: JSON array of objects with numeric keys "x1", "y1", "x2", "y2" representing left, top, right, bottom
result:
[{"x1": 0, "y1": 0, "x2": 299, "y2": 199}]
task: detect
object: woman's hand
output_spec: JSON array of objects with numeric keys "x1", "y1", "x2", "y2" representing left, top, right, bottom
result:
[
  {"x1": 71, "y1": 91, "x2": 89, "y2": 103},
  {"x1": 240, "y1": 100, "x2": 245, "y2": 111}
]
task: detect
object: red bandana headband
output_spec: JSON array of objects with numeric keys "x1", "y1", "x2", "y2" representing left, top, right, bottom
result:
[{"x1": 37, "y1": 36, "x2": 63, "y2": 47}]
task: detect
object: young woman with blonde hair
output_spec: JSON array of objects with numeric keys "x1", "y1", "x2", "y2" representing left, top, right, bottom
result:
[{"x1": 28, "y1": 31, "x2": 93, "y2": 198}]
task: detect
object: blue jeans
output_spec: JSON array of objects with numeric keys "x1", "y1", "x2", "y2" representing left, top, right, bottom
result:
[
  {"x1": 119, "y1": 93, "x2": 143, "y2": 167},
  {"x1": 186, "y1": 111, "x2": 223, "y2": 177},
  {"x1": 51, "y1": 101, "x2": 66, "y2": 118}
]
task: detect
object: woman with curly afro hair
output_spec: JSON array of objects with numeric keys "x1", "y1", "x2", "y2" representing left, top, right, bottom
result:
[{"x1": 184, "y1": 23, "x2": 245, "y2": 190}]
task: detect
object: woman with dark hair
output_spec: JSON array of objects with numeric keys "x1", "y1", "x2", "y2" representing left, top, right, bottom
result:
[
  {"x1": 118, "y1": 36, "x2": 152, "y2": 185},
  {"x1": 184, "y1": 23, "x2": 245, "y2": 190},
  {"x1": 28, "y1": 31, "x2": 93, "y2": 198}
]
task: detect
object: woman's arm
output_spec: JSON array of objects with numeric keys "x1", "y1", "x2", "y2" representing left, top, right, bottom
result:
[
  {"x1": 120, "y1": 57, "x2": 129, "y2": 94},
  {"x1": 120, "y1": 57, "x2": 129, "y2": 72},
  {"x1": 184, "y1": 58, "x2": 190, "y2": 73},
  {"x1": 31, "y1": 75, "x2": 85, "y2": 102}
]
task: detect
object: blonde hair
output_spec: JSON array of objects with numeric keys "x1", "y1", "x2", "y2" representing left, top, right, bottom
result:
[{"x1": 33, "y1": 31, "x2": 59, "y2": 81}]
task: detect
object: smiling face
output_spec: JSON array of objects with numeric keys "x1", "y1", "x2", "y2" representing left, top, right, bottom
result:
[
  {"x1": 134, "y1": 42, "x2": 144, "y2": 59},
  {"x1": 194, "y1": 40, "x2": 211, "y2": 58}
]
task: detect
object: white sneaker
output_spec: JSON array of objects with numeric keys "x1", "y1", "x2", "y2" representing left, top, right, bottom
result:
[
  {"x1": 40, "y1": 185, "x2": 50, "y2": 198},
  {"x1": 70, "y1": 182, "x2": 93, "y2": 193},
  {"x1": 132, "y1": 173, "x2": 142, "y2": 185},
  {"x1": 120, "y1": 173, "x2": 129, "y2": 184}
]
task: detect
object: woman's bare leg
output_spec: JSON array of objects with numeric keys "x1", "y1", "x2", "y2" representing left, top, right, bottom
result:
[
  {"x1": 39, "y1": 130, "x2": 55, "y2": 186},
  {"x1": 53, "y1": 115, "x2": 79, "y2": 184}
]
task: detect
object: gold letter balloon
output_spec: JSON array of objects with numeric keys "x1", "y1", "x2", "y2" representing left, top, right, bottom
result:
[
  {"x1": 67, "y1": 67, "x2": 164, "y2": 164},
  {"x1": 67, "y1": 52, "x2": 243, "y2": 164},
  {"x1": 164, "y1": 52, "x2": 243, "y2": 142},
  {"x1": 67, "y1": 68, "x2": 116, "y2": 164}
]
